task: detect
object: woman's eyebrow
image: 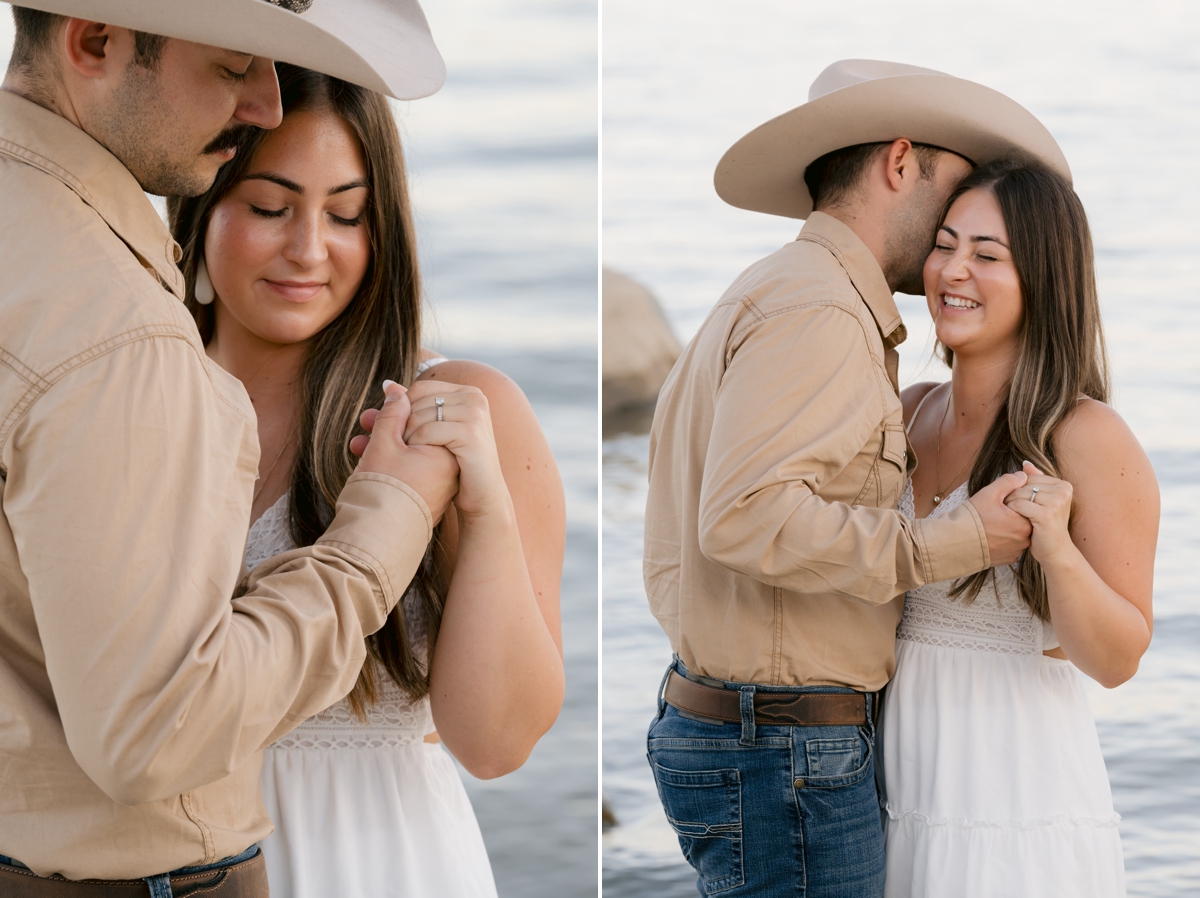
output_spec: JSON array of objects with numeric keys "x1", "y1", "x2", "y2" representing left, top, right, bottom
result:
[
  {"x1": 242, "y1": 173, "x2": 368, "y2": 197},
  {"x1": 244, "y1": 172, "x2": 304, "y2": 194},
  {"x1": 329, "y1": 180, "x2": 368, "y2": 196},
  {"x1": 938, "y1": 225, "x2": 1009, "y2": 248},
  {"x1": 970, "y1": 234, "x2": 1010, "y2": 248}
]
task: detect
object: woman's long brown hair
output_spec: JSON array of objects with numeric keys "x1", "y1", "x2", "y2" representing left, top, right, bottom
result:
[
  {"x1": 168, "y1": 64, "x2": 444, "y2": 713},
  {"x1": 939, "y1": 159, "x2": 1110, "y2": 620}
]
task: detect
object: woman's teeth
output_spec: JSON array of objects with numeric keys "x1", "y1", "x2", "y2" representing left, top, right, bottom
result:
[{"x1": 943, "y1": 295, "x2": 980, "y2": 309}]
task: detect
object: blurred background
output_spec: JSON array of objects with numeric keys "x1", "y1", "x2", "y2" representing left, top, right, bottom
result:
[
  {"x1": 603, "y1": 1, "x2": 1200, "y2": 896},
  {"x1": 0, "y1": 0, "x2": 598, "y2": 894}
]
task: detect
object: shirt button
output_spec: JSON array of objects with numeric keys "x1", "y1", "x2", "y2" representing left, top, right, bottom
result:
[
  {"x1": 171, "y1": 242, "x2": 183, "y2": 263},
  {"x1": 793, "y1": 777, "x2": 805, "y2": 789}
]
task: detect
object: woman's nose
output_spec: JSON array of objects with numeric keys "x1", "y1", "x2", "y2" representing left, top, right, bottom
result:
[
  {"x1": 283, "y1": 213, "x2": 328, "y2": 268},
  {"x1": 942, "y1": 249, "x2": 971, "y2": 281}
]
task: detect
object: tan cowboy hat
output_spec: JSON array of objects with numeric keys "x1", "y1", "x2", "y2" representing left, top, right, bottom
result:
[
  {"x1": 6, "y1": 0, "x2": 445, "y2": 100},
  {"x1": 714, "y1": 59, "x2": 1070, "y2": 220}
]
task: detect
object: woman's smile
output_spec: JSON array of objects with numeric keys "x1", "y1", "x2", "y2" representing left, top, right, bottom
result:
[
  {"x1": 263, "y1": 278, "x2": 327, "y2": 303},
  {"x1": 941, "y1": 292, "x2": 981, "y2": 311}
]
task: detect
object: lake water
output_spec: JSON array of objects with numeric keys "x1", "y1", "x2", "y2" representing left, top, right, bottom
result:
[
  {"x1": 602, "y1": 1, "x2": 1200, "y2": 895},
  {"x1": 0, "y1": 1, "x2": 598, "y2": 894}
]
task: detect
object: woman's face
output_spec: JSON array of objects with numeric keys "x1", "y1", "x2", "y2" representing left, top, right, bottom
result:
[
  {"x1": 204, "y1": 107, "x2": 371, "y2": 349},
  {"x1": 923, "y1": 188, "x2": 1024, "y2": 361}
]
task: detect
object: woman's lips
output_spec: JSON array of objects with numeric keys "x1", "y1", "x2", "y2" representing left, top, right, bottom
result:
[
  {"x1": 264, "y1": 280, "x2": 325, "y2": 303},
  {"x1": 941, "y1": 293, "x2": 981, "y2": 311}
]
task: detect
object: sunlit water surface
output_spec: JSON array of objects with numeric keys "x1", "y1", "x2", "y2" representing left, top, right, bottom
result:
[
  {"x1": 603, "y1": 2, "x2": 1200, "y2": 895},
  {"x1": 0, "y1": 1, "x2": 598, "y2": 894}
]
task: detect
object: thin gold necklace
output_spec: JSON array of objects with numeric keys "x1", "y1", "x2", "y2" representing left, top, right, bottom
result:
[
  {"x1": 253, "y1": 419, "x2": 294, "y2": 507},
  {"x1": 932, "y1": 389, "x2": 972, "y2": 506}
]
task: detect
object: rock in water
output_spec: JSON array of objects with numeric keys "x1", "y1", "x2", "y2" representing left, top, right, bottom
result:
[
  {"x1": 602, "y1": 268, "x2": 682, "y2": 416},
  {"x1": 602, "y1": 795, "x2": 618, "y2": 829}
]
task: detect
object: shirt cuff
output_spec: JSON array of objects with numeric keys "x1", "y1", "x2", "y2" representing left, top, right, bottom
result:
[
  {"x1": 316, "y1": 472, "x2": 434, "y2": 617},
  {"x1": 911, "y1": 500, "x2": 991, "y2": 584}
]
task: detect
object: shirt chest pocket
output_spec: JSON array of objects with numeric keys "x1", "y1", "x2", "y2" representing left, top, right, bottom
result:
[{"x1": 853, "y1": 424, "x2": 908, "y2": 508}]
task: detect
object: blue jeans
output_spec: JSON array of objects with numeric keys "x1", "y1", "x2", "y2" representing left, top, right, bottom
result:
[{"x1": 647, "y1": 660, "x2": 885, "y2": 897}]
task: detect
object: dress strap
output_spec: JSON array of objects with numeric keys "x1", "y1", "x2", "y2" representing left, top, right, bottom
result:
[
  {"x1": 416, "y1": 356, "x2": 450, "y2": 375},
  {"x1": 906, "y1": 384, "x2": 944, "y2": 436}
]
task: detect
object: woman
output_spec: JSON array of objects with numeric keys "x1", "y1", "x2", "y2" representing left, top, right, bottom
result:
[
  {"x1": 879, "y1": 160, "x2": 1158, "y2": 896},
  {"x1": 168, "y1": 64, "x2": 566, "y2": 897}
]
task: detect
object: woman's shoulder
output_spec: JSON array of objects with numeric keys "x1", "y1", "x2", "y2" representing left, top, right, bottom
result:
[
  {"x1": 415, "y1": 354, "x2": 521, "y2": 397},
  {"x1": 1054, "y1": 397, "x2": 1137, "y2": 457},
  {"x1": 414, "y1": 354, "x2": 536, "y2": 428},
  {"x1": 900, "y1": 381, "x2": 942, "y2": 425},
  {"x1": 1053, "y1": 397, "x2": 1157, "y2": 493}
]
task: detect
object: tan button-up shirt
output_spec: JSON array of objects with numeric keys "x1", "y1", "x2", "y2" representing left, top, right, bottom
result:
[
  {"x1": 644, "y1": 212, "x2": 990, "y2": 692},
  {"x1": 0, "y1": 91, "x2": 434, "y2": 879}
]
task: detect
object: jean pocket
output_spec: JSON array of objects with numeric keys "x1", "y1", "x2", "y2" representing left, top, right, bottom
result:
[
  {"x1": 802, "y1": 730, "x2": 872, "y2": 787},
  {"x1": 651, "y1": 763, "x2": 744, "y2": 894}
]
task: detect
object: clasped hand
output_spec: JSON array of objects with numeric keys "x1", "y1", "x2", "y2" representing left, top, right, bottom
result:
[
  {"x1": 1003, "y1": 460, "x2": 1075, "y2": 566},
  {"x1": 351, "y1": 380, "x2": 510, "y2": 523}
]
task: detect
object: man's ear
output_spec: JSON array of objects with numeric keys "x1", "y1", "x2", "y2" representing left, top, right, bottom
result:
[
  {"x1": 61, "y1": 20, "x2": 122, "y2": 81},
  {"x1": 883, "y1": 138, "x2": 915, "y2": 194}
]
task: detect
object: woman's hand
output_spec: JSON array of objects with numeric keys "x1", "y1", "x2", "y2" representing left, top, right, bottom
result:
[
  {"x1": 1003, "y1": 461, "x2": 1076, "y2": 568},
  {"x1": 351, "y1": 382, "x2": 460, "y2": 522},
  {"x1": 401, "y1": 379, "x2": 511, "y2": 521}
]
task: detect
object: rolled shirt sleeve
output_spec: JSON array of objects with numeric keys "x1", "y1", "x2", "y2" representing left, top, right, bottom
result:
[
  {"x1": 5, "y1": 335, "x2": 430, "y2": 805},
  {"x1": 698, "y1": 303, "x2": 989, "y2": 604}
]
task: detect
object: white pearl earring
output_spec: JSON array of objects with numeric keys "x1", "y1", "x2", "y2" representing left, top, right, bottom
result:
[{"x1": 194, "y1": 256, "x2": 215, "y2": 305}]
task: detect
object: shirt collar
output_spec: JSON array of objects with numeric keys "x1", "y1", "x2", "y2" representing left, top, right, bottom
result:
[
  {"x1": 0, "y1": 90, "x2": 185, "y2": 298},
  {"x1": 796, "y1": 210, "x2": 908, "y2": 350}
]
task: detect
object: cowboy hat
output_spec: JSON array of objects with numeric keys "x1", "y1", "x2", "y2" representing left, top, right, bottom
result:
[
  {"x1": 6, "y1": 0, "x2": 445, "y2": 100},
  {"x1": 714, "y1": 59, "x2": 1070, "y2": 219}
]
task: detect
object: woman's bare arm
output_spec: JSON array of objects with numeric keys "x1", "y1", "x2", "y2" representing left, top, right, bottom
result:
[
  {"x1": 1005, "y1": 399, "x2": 1158, "y2": 687},
  {"x1": 408, "y1": 359, "x2": 565, "y2": 778}
]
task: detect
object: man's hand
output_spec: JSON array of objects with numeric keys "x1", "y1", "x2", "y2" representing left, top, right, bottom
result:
[
  {"x1": 351, "y1": 382, "x2": 459, "y2": 522},
  {"x1": 966, "y1": 470, "x2": 1033, "y2": 566}
]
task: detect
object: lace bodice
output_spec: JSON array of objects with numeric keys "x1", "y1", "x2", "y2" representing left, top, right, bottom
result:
[
  {"x1": 898, "y1": 481, "x2": 1058, "y2": 655},
  {"x1": 245, "y1": 494, "x2": 435, "y2": 750}
]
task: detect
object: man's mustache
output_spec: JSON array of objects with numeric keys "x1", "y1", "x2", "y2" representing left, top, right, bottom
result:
[{"x1": 203, "y1": 125, "x2": 260, "y2": 156}]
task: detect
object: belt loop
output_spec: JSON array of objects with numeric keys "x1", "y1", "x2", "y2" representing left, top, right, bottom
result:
[
  {"x1": 656, "y1": 657, "x2": 677, "y2": 719},
  {"x1": 739, "y1": 685, "x2": 756, "y2": 746},
  {"x1": 145, "y1": 873, "x2": 174, "y2": 898}
]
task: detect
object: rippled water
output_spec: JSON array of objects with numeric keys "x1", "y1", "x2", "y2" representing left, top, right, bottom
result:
[
  {"x1": 403, "y1": 4, "x2": 597, "y2": 890},
  {"x1": 603, "y1": 2, "x2": 1200, "y2": 895},
  {"x1": 1, "y1": 1, "x2": 598, "y2": 894}
]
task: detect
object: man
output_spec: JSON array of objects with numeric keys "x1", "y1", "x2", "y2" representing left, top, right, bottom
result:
[
  {"x1": 644, "y1": 60, "x2": 1072, "y2": 896},
  {"x1": 0, "y1": 2, "x2": 451, "y2": 893}
]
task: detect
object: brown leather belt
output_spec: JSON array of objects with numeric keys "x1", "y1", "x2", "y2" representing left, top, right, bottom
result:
[
  {"x1": 663, "y1": 669, "x2": 869, "y2": 727},
  {"x1": 0, "y1": 851, "x2": 267, "y2": 898}
]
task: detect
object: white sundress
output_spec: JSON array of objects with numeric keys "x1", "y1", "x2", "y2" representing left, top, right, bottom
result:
[
  {"x1": 247, "y1": 360, "x2": 498, "y2": 898},
  {"x1": 879, "y1": 481, "x2": 1125, "y2": 897}
]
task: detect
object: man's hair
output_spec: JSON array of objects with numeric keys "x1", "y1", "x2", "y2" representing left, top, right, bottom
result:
[
  {"x1": 803, "y1": 141, "x2": 947, "y2": 210},
  {"x1": 9, "y1": 7, "x2": 167, "y2": 72}
]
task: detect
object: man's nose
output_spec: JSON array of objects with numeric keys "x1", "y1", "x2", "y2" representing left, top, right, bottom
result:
[{"x1": 233, "y1": 56, "x2": 283, "y2": 130}]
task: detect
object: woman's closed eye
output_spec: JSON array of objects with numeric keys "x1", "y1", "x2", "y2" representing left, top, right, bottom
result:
[{"x1": 250, "y1": 204, "x2": 287, "y2": 218}]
